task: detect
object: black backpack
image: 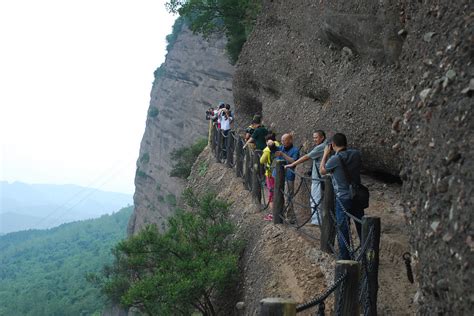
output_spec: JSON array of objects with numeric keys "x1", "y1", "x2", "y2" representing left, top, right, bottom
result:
[{"x1": 338, "y1": 156, "x2": 369, "y2": 210}]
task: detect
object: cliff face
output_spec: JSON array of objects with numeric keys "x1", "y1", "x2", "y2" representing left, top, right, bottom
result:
[
  {"x1": 233, "y1": 0, "x2": 406, "y2": 175},
  {"x1": 234, "y1": 0, "x2": 472, "y2": 313},
  {"x1": 128, "y1": 26, "x2": 234, "y2": 235}
]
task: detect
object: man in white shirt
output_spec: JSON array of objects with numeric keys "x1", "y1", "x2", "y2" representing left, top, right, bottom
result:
[
  {"x1": 285, "y1": 130, "x2": 327, "y2": 225},
  {"x1": 218, "y1": 104, "x2": 233, "y2": 159}
]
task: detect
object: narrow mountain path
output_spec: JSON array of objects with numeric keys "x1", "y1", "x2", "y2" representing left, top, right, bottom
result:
[{"x1": 188, "y1": 147, "x2": 416, "y2": 315}]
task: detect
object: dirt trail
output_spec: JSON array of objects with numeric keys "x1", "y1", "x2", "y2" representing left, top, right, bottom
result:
[{"x1": 188, "y1": 147, "x2": 416, "y2": 315}]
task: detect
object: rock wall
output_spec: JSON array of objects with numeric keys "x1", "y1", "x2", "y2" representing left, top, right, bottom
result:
[
  {"x1": 233, "y1": 0, "x2": 473, "y2": 313},
  {"x1": 233, "y1": 0, "x2": 406, "y2": 175},
  {"x1": 128, "y1": 25, "x2": 234, "y2": 235},
  {"x1": 398, "y1": 1, "x2": 473, "y2": 313}
]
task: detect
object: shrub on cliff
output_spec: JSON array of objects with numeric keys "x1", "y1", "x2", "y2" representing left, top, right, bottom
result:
[
  {"x1": 170, "y1": 137, "x2": 207, "y2": 179},
  {"x1": 94, "y1": 191, "x2": 242, "y2": 316},
  {"x1": 166, "y1": 16, "x2": 185, "y2": 52},
  {"x1": 166, "y1": 0, "x2": 261, "y2": 63},
  {"x1": 147, "y1": 106, "x2": 159, "y2": 118}
]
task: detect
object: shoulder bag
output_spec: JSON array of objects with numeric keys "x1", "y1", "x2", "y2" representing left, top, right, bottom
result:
[{"x1": 338, "y1": 155, "x2": 369, "y2": 209}]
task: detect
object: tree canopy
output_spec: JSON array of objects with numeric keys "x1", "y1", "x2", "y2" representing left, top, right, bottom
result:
[
  {"x1": 94, "y1": 190, "x2": 243, "y2": 316},
  {"x1": 169, "y1": 137, "x2": 207, "y2": 179},
  {"x1": 0, "y1": 206, "x2": 132, "y2": 316},
  {"x1": 165, "y1": 0, "x2": 261, "y2": 63}
]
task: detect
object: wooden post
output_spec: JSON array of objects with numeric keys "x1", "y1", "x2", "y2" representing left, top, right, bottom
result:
[
  {"x1": 252, "y1": 150, "x2": 262, "y2": 204},
  {"x1": 216, "y1": 129, "x2": 222, "y2": 163},
  {"x1": 210, "y1": 124, "x2": 216, "y2": 152},
  {"x1": 361, "y1": 216, "x2": 381, "y2": 316},
  {"x1": 273, "y1": 160, "x2": 285, "y2": 224},
  {"x1": 236, "y1": 138, "x2": 243, "y2": 178},
  {"x1": 208, "y1": 120, "x2": 212, "y2": 147},
  {"x1": 244, "y1": 147, "x2": 251, "y2": 190},
  {"x1": 260, "y1": 298, "x2": 296, "y2": 316},
  {"x1": 226, "y1": 131, "x2": 234, "y2": 168},
  {"x1": 320, "y1": 176, "x2": 336, "y2": 254},
  {"x1": 335, "y1": 260, "x2": 360, "y2": 316}
]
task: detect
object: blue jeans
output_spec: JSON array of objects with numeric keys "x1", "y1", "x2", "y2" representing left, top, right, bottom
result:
[
  {"x1": 336, "y1": 198, "x2": 364, "y2": 260},
  {"x1": 336, "y1": 198, "x2": 352, "y2": 260}
]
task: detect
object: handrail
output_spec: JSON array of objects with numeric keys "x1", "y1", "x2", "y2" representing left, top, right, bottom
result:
[{"x1": 208, "y1": 123, "x2": 381, "y2": 316}]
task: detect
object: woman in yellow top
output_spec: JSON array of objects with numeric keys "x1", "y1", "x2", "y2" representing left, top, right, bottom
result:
[{"x1": 260, "y1": 133, "x2": 280, "y2": 215}]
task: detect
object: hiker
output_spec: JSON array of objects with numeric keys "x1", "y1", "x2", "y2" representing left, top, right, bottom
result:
[
  {"x1": 260, "y1": 133, "x2": 280, "y2": 220},
  {"x1": 320, "y1": 133, "x2": 363, "y2": 260},
  {"x1": 244, "y1": 114, "x2": 262, "y2": 143},
  {"x1": 205, "y1": 107, "x2": 214, "y2": 120},
  {"x1": 285, "y1": 130, "x2": 327, "y2": 225},
  {"x1": 216, "y1": 102, "x2": 225, "y2": 130},
  {"x1": 274, "y1": 133, "x2": 300, "y2": 223},
  {"x1": 243, "y1": 116, "x2": 268, "y2": 150},
  {"x1": 218, "y1": 104, "x2": 233, "y2": 159}
]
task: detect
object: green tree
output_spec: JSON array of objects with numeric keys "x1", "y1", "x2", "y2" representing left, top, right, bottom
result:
[
  {"x1": 166, "y1": 0, "x2": 261, "y2": 63},
  {"x1": 96, "y1": 191, "x2": 243, "y2": 316},
  {"x1": 0, "y1": 207, "x2": 132, "y2": 316},
  {"x1": 169, "y1": 138, "x2": 207, "y2": 179}
]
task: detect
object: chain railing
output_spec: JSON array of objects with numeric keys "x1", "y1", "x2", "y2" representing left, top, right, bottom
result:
[{"x1": 209, "y1": 123, "x2": 381, "y2": 316}]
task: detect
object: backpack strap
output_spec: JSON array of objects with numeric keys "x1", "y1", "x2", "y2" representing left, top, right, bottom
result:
[
  {"x1": 315, "y1": 164, "x2": 322, "y2": 179},
  {"x1": 337, "y1": 155, "x2": 353, "y2": 184}
]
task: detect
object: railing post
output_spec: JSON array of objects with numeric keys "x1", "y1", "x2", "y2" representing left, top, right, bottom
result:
[
  {"x1": 273, "y1": 160, "x2": 285, "y2": 224},
  {"x1": 320, "y1": 176, "x2": 336, "y2": 254},
  {"x1": 210, "y1": 124, "x2": 216, "y2": 153},
  {"x1": 208, "y1": 120, "x2": 212, "y2": 147},
  {"x1": 335, "y1": 260, "x2": 360, "y2": 316},
  {"x1": 226, "y1": 132, "x2": 234, "y2": 168},
  {"x1": 361, "y1": 216, "x2": 381, "y2": 316},
  {"x1": 236, "y1": 138, "x2": 243, "y2": 178},
  {"x1": 216, "y1": 129, "x2": 222, "y2": 163},
  {"x1": 252, "y1": 150, "x2": 262, "y2": 204},
  {"x1": 244, "y1": 147, "x2": 252, "y2": 190},
  {"x1": 260, "y1": 298, "x2": 296, "y2": 316}
]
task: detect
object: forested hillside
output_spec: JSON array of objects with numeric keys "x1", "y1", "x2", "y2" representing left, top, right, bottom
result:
[{"x1": 0, "y1": 206, "x2": 132, "y2": 316}]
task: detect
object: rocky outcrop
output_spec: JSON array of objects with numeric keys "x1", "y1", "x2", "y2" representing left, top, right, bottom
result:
[
  {"x1": 233, "y1": 0, "x2": 472, "y2": 313},
  {"x1": 128, "y1": 25, "x2": 234, "y2": 235},
  {"x1": 233, "y1": 0, "x2": 407, "y2": 175}
]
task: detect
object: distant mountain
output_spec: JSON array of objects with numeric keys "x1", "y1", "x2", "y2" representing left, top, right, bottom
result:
[
  {"x1": 0, "y1": 206, "x2": 132, "y2": 316},
  {"x1": 0, "y1": 181, "x2": 133, "y2": 234}
]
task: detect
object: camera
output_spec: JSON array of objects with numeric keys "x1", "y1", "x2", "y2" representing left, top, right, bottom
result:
[{"x1": 205, "y1": 108, "x2": 214, "y2": 120}]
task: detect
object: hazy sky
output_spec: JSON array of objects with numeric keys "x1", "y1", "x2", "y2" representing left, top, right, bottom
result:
[{"x1": 0, "y1": 0, "x2": 176, "y2": 194}]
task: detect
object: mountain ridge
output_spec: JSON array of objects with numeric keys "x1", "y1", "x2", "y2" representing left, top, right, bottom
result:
[{"x1": 0, "y1": 181, "x2": 132, "y2": 233}]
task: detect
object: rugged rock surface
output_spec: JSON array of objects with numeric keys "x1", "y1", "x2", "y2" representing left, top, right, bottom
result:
[
  {"x1": 399, "y1": 2, "x2": 473, "y2": 313},
  {"x1": 233, "y1": 0, "x2": 407, "y2": 175},
  {"x1": 128, "y1": 26, "x2": 234, "y2": 235},
  {"x1": 233, "y1": 0, "x2": 473, "y2": 313}
]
